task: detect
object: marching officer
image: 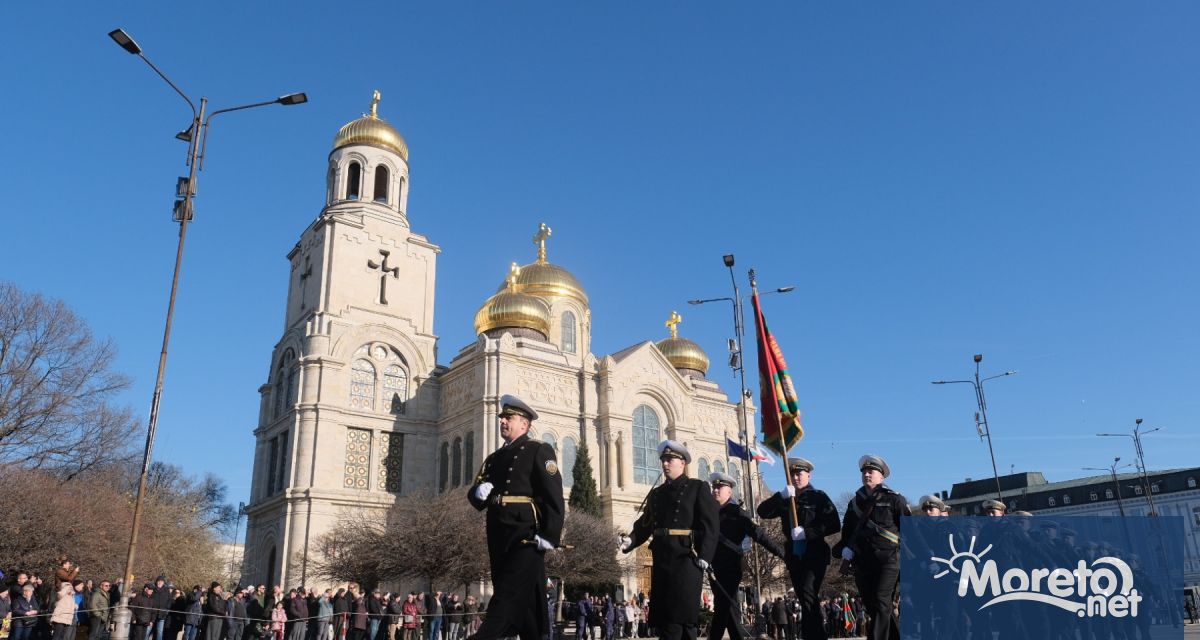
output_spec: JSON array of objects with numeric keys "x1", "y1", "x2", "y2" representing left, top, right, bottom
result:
[
  {"x1": 467, "y1": 395, "x2": 565, "y2": 640},
  {"x1": 707, "y1": 471, "x2": 784, "y2": 640},
  {"x1": 756, "y1": 457, "x2": 840, "y2": 640},
  {"x1": 621, "y1": 440, "x2": 718, "y2": 640},
  {"x1": 833, "y1": 455, "x2": 909, "y2": 640}
]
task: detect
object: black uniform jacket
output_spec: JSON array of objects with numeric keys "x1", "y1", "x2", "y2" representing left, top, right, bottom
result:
[
  {"x1": 834, "y1": 485, "x2": 910, "y2": 558},
  {"x1": 714, "y1": 501, "x2": 784, "y2": 574},
  {"x1": 625, "y1": 475, "x2": 719, "y2": 625},
  {"x1": 468, "y1": 433, "x2": 566, "y2": 554},
  {"x1": 756, "y1": 485, "x2": 839, "y2": 564}
]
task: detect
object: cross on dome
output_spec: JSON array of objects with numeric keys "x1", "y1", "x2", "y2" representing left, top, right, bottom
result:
[
  {"x1": 666, "y1": 310, "x2": 682, "y2": 339},
  {"x1": 533, "y1": 223, "x2": 552, "y2": 264}
]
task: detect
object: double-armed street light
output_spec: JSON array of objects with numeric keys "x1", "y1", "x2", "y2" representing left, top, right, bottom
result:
[
  {"x1": 107, "y1": 28, "x2": 306, "y2": 640},
  {"x1": 931, "y1": 354, "x2": 1017, "y2": 502},
  {"x1": 687, "y1": 253, "x2": 794, "y2": 609},
  {"x1": 1098, "y1": 419, "x2": 1161, "y2": 515}
]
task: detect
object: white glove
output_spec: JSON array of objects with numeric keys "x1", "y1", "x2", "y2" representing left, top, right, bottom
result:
[
  {"x1": 618, "y1": 535, "x2": 632, "y2": 552},
  {"x1": 780, "y1": 485, "x2": 796, "y2": 498},
  {"x1": 790, "y1": 526, "x2": 806, "y2": 541},
  {"x1": 474, "y1": 482, "x2": 494, "y2": 501},
  {"x1": 841, "y1": 548, "x2": 855, "y2": 561},
  {"x1": 534, "y1": 535, "x2": 555, "y2": 551},
  {"x1": 695, "y1": 558, "x2": 709, "y2": 571}
]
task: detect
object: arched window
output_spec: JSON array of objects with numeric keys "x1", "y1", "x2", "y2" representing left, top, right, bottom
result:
[
  {"x1": 632, "y1": 404, "x2": 661, "y2": 485},
  {"x1": 714, "y1": 460, "x2": 725, "y2": 475},
  {"x1": 1063, "y1": 494, "x2": 1071, "y2": 505},
  {"x1": 346, "y1": 162, "x2": 362, "y2": 200},
  {"x1": 1134, "y1": 485, "x2": 1143, "y2": 495},
  {"x1": 730, "y1": 463, "x2": 741, "y2": 487},
  {"x1": 266, "y1": 546, "x2": 277, "y2": 593},
  {"x1": 1189, "y1": 477, "x2": 1197, "y2": 489},
  {"x1": 373, "y1": 165, "x2": 389, "y2": 203},
  {"x1": 274, "y1": 348, "x2": 293, "y2": 418},
  {"x1": 463, "y1": 431, "x2": 475, "y2": 486},
  {"x1": 326, "y1": 165, "x2": 335, "y2": 204},
  {"x1": 350, "y1": 359, "x2": 375, "y2": 410},
  {"x1": 439, "y1": 442, "x2": 449, "y2": 492},
  {"x1": 1106, "y1": 488, "x2": 1114, "y2": 499},
  {"x1": 1048, "y1": 497, "x2": 1056, "y2": 507},
  {"x1": 561, "y1": 311, "x2": 577, "y2": 354},
  {"x1": 1151, "y1": 482, "x2": 1160, "y2": 493},
  {"x1": 562, "y1": 437, "x2": 578, "y2": 489},
  {"x1": 697, "y1": 458, "x2": 710, "y2": 480},
  {"x1": 383, "y1": 365, "x2": 408, "y2": 414},
  {"x1": 452, "y1": 437, "x2": 463, "y2": 488},
  {"x1": 543, "y1": 432, "x2": 557, "y2": 453},
  {"x1": 1090, "y1": 491, "x2": 1098, "y2": 501}
]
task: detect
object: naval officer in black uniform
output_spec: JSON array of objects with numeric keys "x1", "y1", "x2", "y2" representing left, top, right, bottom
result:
[
  {"x1": 756, "y1": 457, "x2": 840, "y2": 640},
  {"x1": 833, "y1": 455, "x2": 909, "y2": 640},
  {"x1": 621, "y1": 440, "x2": 718, "y2": 640},
  {"x1": 707, "y1": 471, "x2": 783, "y2": 640},
  {"x1": 467, "y1": 395, "x2": 565, "y2": 640}
]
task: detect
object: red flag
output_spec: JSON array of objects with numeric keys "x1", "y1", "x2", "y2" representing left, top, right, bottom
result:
[{"x1": 751, "y1": 290, "x2": 804, "y2": 457}]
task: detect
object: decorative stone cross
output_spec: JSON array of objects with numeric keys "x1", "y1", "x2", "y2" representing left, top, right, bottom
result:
[
  {"x1": 532, "y1": 222, "x2": 552, "y2": 264},
  {"x1": 666, "y1": 310, "x2": 682, "y2": 338},
  {"x1": 369, "y1": 89, "x2": 381, "y2": 119},
  {"x1": 298, "y1": 255, "x2": 313, "y2": 309},
  {"x1": 367, "y1": 249, "x2": 400, "y2": 304}
]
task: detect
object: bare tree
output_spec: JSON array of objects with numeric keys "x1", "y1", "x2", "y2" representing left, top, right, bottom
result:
[
  {"x1": 0, "y1": 282, "x2": 139, "y2": 478},
  {"x1": 308, "y1": 514, "x2": 388, "y2": 590},
  {"x1": 384, "y1": 489, "x2": 489, "y2": 591},
  {"x1": 545, "y1": 510, "x2": 622, "y2": 586}
]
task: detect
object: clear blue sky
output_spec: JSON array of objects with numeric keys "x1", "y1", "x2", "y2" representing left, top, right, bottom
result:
[{"x1": 2, "y1": 3, "x2": 1197, "y2": 508}]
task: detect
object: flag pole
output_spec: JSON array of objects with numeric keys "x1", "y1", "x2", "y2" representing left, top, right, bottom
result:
[{"x1": 749, "y1": 269, "x2": 802, "y2": 530}]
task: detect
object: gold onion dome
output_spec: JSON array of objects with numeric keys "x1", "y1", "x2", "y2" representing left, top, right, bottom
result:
[
  {"x1": 495, "y1": 223, "x2": 589, "y2": 306},
  {"x1": 475, "y1": 263, "x2": 552, "y2": 337},
  {"x1": 656, "y1": 311, "x2": 709, "y2": 376},
  {"x1": 332, "y1": 90, "x2": 409, "y2": 161}
]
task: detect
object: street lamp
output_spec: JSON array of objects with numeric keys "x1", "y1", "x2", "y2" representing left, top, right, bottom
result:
[
  {"x1": 687, "y1": 254, "x2": 794, "y2": 610},
  {"x1": 1098, "y1": 419, "x2": 1161, "y2": 515},
  {"x1": 931, "y1": 354, "x2": 1017, "y2": 501},
  {"x1": 1083, "y1": 457, "x2": 1133, "y2": 518},
  {"x1": 107, "y1": 28, "x2": 306, "y2": 640}
]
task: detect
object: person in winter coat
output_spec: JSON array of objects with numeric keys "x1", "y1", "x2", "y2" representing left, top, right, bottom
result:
[
  {"x1": 271, "y1": 602, "x2": 288, "y2": 640},
  {"x1": 130, "y1": 585, "x2": 157, "y2": 640},
  {"x1": 183, "y1": 587, "x2": 203, "y2": 640},
  {"x1": 12, "y1": 584, "x2": 41, "y2": 640},
  {"x1": 88, "y1": 581, "x2": 112, "y2": 640},
  {"x1": 350, "y1": 590, "x2": 368, "y2": 640},
  {"x1": 205, "y1": 584, "x2": 229, "y2": 640},
  {"x1": 330, "y1": 590, "x2": 348, "y2": 640},
  {"x1": 400, "y1": 595, "x2": 419, "y2": 640},
  {"x1": 317, "y1": 591, "x2": 334, "y2": 640},
  {"x1": 51, "y1": 582, "x2": 77, "y2": 640}
]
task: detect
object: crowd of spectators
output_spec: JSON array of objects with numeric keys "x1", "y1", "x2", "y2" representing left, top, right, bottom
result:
[{"x1": 2, "y1": 563, "x2": 485, "y2": 640}]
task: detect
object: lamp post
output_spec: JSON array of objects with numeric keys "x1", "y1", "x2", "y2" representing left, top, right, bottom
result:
[
  {"x1": 1098, "y1": 419, "x2": 1160, "y2": 516},
  {"x1": 687, "y1": 254, "x2": 793, "y2": 613},
  {"x1": 931, "y1": 355, "x2": 1017, "y2": 501},
  {"x1": 107, "y1": 28, "x2": 306, "y2": 640},
  {"x1": 1083, "y1": 457, "x2": 1132, "y2": 518},
  {"x1": 229, "y1": 502, "x2": 247, "y2": 583}
]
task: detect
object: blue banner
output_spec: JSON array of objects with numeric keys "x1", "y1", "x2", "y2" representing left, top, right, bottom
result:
[{"x1": 900, "y1": 515, "x2": 1185, "y2": 639}]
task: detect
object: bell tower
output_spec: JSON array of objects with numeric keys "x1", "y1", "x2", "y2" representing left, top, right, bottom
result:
[{"x1": 244, "y1": 91, "x2": 441, "y2": 587}]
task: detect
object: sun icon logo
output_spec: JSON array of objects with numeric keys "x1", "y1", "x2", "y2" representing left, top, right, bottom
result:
[{"x1": 930, "y1": 535, "x2": 992, "y2": 580}]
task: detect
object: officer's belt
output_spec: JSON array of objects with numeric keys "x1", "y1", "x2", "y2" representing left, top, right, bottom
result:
[
  {"x1": 653, "y1": 528, "x2": 693, "y2": 536},
  {"x1": 496, "y1": 495, "x2": 534, "y2": 504},
  {"x1": 851, "y1": 498, "x2": 900, "y2": 545}
]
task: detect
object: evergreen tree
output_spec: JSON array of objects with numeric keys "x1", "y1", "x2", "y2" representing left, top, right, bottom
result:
[{"x1": 568, "y1": 440, "x2": 603, "y2": 517}]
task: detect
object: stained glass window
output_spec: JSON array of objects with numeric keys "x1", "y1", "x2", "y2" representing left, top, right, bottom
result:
[
  {"x1": 344, "y1": 428, "x2": 371, "y2": 490},
  {"x1": 632, "y1": 405, "x2": 660, "y2": 485}
]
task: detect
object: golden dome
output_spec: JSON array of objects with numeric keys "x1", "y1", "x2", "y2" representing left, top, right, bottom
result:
[
  {"x1": 656, "y1": 310, "x2": 709, "y2": 375},
  {"x1": 494, "y1": 223, "x2": 589, "y2": 306},
  {"x1": 332, "y1": 90, "x2": 409, "y2": 161},
  {"x1": 475, "y1": 264, "x2": 553, "y2": 336}
]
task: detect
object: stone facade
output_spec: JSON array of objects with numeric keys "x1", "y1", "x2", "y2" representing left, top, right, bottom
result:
[{"x1": 242, "y1": 103, "x2": 758, "y2": 595}]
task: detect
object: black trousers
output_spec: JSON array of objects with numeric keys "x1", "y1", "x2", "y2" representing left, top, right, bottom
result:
[
  {"x1": 852, "y1": 550, "x2": 899, "y2": 640},
  {"x1": 468, "y1": 545, "x2": 545, "y2": 640},
  {"x1": 785, "y1": 557, "x2": 828, "y2": 640},
  {"x1": 706, "y1": 572, "x2": 744, "y2": 640},
  {"x1": 657, "y1": 623, "x2": 697, "y2": 640}
]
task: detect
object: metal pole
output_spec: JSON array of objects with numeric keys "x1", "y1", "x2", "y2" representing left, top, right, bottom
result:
[
  {"x1": 111, "y1": 97, "x2": 205, "y2": 640},
  {"x1": 973, "y1": 356, "x2": 1004, "y2": 501},
  {"x1": 1132, "y1": 420, "x2": 1158, "y2": 516},
  {"x1": 727, "y1": 263, "x2": 762, "y2": 615}
]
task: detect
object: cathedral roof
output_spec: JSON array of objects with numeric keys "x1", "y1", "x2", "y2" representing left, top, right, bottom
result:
[
  {"x1": 655, "y1": 311, "x2": 710, "y2": 376},
  {"x1": 332, "y1": 90, "x2": 409, "y2": 161},
  {"x1": 495, "y1": 223, "x2": 588, "y2": 306},
  {"x1": 475, "y1": 263, "x2": 552, "y2": 337}
]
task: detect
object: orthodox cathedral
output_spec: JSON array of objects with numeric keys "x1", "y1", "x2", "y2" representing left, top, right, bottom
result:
[{"x1": 242, "y1": 93, "x2": 756, "y2": 594}]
